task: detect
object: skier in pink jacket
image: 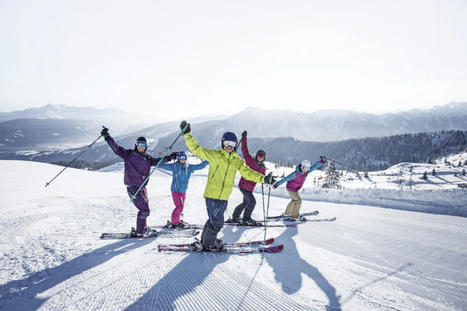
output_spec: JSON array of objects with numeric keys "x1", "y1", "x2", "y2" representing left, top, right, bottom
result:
[{"x1": 273, "y1": 156, "x2": 327, "y2": 219}]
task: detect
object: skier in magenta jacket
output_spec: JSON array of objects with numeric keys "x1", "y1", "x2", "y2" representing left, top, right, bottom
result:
[
  {"x1": 273, "y1": 156, "x2": 327, "y2": 219},
  {"x1": 101, "y1": 127, "x2": 177, "y2": 237},
  {"x1": 227, "y1": 130, "x2": 266, "y2": 225}
]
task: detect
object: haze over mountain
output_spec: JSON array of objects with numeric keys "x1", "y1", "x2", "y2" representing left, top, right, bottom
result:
[{"x1": 0, "y1": 104, "x2": 156, "y2": 151}]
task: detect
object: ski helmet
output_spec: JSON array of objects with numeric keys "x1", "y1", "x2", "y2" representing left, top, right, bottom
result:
[
  {"x1": 300, "y1": 159, "x2": 311, "y2": 171},
  {"x1": 177, "y1": 151, "x2": 187, "y2": 161},
  {"x1": 135, "y1": 137, "x2": 148, "y2": 151},
  {"x1": 255, "y1": 149, "x2": 266, "y2": 161},
  {"x1": 221, "y1": 132, "x2": 238, "y2": 150}
]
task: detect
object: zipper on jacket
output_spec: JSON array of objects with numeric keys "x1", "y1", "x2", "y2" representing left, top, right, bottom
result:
[
  {"x1": 210, "y1": 164, "x2": 219, "y2": 181},
  {"x1": 218, "y1": 153, "x2": 231, "y2": 199}
]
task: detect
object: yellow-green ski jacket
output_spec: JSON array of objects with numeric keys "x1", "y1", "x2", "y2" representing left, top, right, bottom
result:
[{"x1": 184, "y1": 132, "x2": 266, "y2": 201}]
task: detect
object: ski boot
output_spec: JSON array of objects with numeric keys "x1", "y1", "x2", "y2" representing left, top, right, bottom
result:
[
  {"x1": 209, "y1": 239, "x2": 224, "y2": 252},
  {"x1": 226, "y1": 217, "x2": 240, "y2": 224},
  {"x1": 298, "y1": 215, "x2": 307, "y2": 221},
  {"x1": 242, "y1": 218, "x2": 260, "y2": 226},
  {"x1": 190, "y1": 240, "x2": 203, "y2": 251},
  {"x1": 282, "y1": 214, "x2": 297, "y2": 222},
  {"x1": 137, "y1": 227, "x2": 158, "y2": 238}
]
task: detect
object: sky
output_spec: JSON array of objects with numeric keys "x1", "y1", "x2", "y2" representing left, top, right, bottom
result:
[{"x1": 1, "y1": 0, "x2": 467, "y2": 121}]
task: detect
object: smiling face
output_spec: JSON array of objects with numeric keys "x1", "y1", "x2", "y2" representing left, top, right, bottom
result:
[{"x1": 222, "y1": 140, "x2": 236, "y2": 154}]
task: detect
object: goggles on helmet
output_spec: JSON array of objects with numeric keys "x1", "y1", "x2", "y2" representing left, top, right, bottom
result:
[{"x1": 223, "y1": 140, "x2": 237, "y2": 148}]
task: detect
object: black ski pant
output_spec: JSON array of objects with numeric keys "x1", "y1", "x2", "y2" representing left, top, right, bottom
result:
[
  {"x1": 201, "y1": 197, "x2": 228, "y2": 249},
  {"x1": 232, "y1": 188, "x2": 256, "y2": 220}
]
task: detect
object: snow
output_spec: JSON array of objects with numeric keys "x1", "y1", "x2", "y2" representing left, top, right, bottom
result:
[{"x1": 1, "y1": 160, "x2": 466, "y2": 310}]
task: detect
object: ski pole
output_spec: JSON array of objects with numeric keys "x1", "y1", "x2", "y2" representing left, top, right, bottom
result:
[
  {"x1": 260, "y1": 183, "x2": 266, "y2": 264},
  {"x1": 261, "y1": 183, "x2": 272, "y2": 263},
  {"x1": 326, "y1": 157, "x2": 361, "y2": 173},
  {"x1": 130, "y1": 128, "x2": 185, "y2": 202},
  {"x1": 45, "y1": 128, "x2": 105, "y2": 187}
]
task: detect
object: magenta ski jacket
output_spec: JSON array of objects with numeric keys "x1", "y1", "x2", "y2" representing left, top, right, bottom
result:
[
  {"x1": 105, "y1": 135, "x2": 171, "y2": 187},
  {"x1": 274, "y1": 161, "x2": 322, "y2": 192},
  {"x1": 238, "y1": 136, "x2": 266, "y2": 192}
]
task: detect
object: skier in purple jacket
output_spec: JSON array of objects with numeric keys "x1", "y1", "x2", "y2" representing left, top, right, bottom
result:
[
  {"x1": 101, "y1": 127, "x2": 177, "y2": 237},
  {"x1": 227, "y1": 130, "x2": 266, "y2": 225},
  {"x1": 273, "y1": 156, "x2": 327, "y2": 219}
]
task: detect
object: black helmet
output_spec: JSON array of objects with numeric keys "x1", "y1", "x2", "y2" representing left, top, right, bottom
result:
[
  {"x1": 135, "y1": 136, "x2": 148, "y2": 151},
  {"x1": 221, "y1": 132, "x2": 238, "y2": 150}
]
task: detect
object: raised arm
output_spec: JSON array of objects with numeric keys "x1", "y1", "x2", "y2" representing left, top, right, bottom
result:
[
  {"x1": 307, "y1": 161, "x2": 323, "y2": 174},
  {"x1": 273, "y1": 171, "x2": 297, "y2": 188},
  {"x1": 104, "y1": 134, "x2": 128, "y2": 159},
  {"x1": 158, "y1": 162, "x2": 175, "y2": 172},
  {"x1": 241, "y1": 133, "x2": 258, "y2": 169},
  {"x1": 190, "y1": 160, "x2": 209, "y2": 171},
  {"x1": 150, "y1": 152, "x2": 177, "y2": 167}
]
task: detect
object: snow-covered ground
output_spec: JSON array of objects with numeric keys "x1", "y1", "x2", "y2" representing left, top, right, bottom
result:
[{"x1": 1, "y1": 160, "x2": 466, "y2": 310}]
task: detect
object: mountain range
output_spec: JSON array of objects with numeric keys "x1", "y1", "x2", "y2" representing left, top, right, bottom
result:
[{"x1": 1, "y1": 102, "x2": 466, "y2": 170}]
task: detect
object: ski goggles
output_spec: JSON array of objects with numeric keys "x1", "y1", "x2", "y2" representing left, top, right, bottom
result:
[
  {"x1": 136, "y1": 141, "x2": 148, "y2": 148},
  {"x1": 223, "y1": 140, "x2": 237, "y2": 148},
  {"x1": 256, "y1": 150, "x2": 266, "y2": 159}
]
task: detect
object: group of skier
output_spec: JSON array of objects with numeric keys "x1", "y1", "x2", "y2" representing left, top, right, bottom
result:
[{"x1": 101, "y1": 120, "x2": 327, "y2": 251}]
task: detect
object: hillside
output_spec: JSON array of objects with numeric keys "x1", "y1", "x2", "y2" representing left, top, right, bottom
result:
[{"x1": 0, "y1": 160, "x2": 466, "y2": 310}]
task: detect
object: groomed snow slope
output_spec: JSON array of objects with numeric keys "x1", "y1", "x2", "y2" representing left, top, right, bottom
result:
[{"x1": 0, "y1": 160, "x2": 466, "y2": 310}]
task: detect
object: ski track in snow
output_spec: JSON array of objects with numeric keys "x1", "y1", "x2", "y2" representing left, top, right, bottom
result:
[{"x1": 1, "y1": 160, "x2": 466, "y2": 311}]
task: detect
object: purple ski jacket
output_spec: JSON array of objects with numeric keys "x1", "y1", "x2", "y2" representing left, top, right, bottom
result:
[
  {"x1": 105, "y1": 135, "x2": 171, "y2": 187},
  {"x1": 238, "y1": 136, "x2": 266, "y2": 192},
  {"x1": 274, "y1": 161, "x2": 323, "y2": 192}
]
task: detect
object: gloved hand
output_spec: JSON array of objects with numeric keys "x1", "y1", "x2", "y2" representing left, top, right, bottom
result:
[
  {"x1": 180, "y1": 120, "x2": 191, "y2": 134},
  {"x1": 169, "y1": 152, "x2": 178, "y2": 161},
  {"x1": 265, "y1": 172, "x2": 277, "y2": 185},
  {"x1": 273, "y1": 183, "x2": 278, "y2": 189},
  {"x1": 101, "y1": 126, "x2": 110, "y2": 139},
  {"x1": 241, "y1": 130, "x2": 247, "y2": 139},
  {"x1": 320, "y1": 155, "x2": 327, "y2": 165}
]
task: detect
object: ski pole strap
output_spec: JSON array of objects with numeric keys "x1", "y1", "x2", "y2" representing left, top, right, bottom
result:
[{"x1": 130, "y1": 131, "x2": 184, "y2": 202}]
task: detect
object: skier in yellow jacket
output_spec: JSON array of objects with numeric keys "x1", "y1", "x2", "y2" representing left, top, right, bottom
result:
[{"x1": 180, "y1": 120, "x2": 275, "y2": 251}]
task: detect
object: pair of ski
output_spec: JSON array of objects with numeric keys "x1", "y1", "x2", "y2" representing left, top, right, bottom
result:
[
  {"x1": 225, "y1": 210, "x2": 336, "y2": 227},
  {"x1": 158, "y1": 237, "x2": 283, "y2": 254},
  {"x1": 100, "y1": 210, "x2": 336, "y2": 240},
  {"x1": 100, "y1": 227, "x2": 200, "y2": 240}
]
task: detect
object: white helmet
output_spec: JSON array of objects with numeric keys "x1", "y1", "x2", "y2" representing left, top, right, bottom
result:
[{"x1": 300, "y1": 160, "x2": 311, "y2": 171}]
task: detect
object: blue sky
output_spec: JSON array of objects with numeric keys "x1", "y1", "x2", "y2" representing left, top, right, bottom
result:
[{"x1": 1, "y1": 0, "x2": 466, "y2": 120}]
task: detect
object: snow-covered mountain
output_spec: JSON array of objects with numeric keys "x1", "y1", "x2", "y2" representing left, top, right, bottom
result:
[
  {"x1": 223, "y1": 102, "x2": 467, "y2": 141},
  {"x1": 0, "y1": 104, "x2": 155, "y2": 124},
  {"x1": 0, "y1": 159, "x2": 465, "y2": 310},
  {"x1": 0, "y1": 104, "x2": 159, "y2": 151}
]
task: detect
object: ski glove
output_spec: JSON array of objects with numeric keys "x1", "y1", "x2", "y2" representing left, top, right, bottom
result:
[
  {"x1": 101, "y1": 126, "x2": 110, "y2": 139},
  {"x1": 264, "y1": 172, "x2": 277, "y2": 185},
  {"x1": 169, "y1": 152, "x2": 178, "y2": 161},
  {"x1": 180, "y1": 120, "x2": 191, "y2": 134},
  {"x1": 273, "y1": 183, "x2": 279, "y2": 189},
  {"x1": 241, "y1": 130, "x2": 247, "y2": 139},
  {"x1": 320, "y1": 155, "x2": 327, "y2": 164}
]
